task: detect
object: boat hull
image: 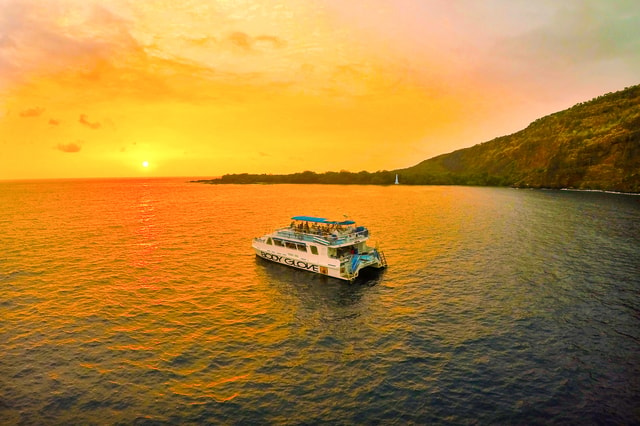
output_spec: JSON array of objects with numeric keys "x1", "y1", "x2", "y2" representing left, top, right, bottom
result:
[
  {"x1": 253, "y1": 246, "x2": 343, "y2": 279},
  {"x1": 253, "y1": 240, "x2": 384, "y2": 282}
]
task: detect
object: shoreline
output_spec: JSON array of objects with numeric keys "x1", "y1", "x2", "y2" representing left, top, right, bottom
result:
[{"x1": 191, "y1": 179, "x2": 640, "y2": 195}]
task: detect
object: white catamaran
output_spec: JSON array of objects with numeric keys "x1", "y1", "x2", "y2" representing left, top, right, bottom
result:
[{"x1": 253, "y1": 216, "x2": 387, "y2": 281}]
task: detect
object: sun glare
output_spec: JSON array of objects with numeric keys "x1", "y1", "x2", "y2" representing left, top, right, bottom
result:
[{"x1": 142, "y1": 161, "x2": 149, "y2": 168}]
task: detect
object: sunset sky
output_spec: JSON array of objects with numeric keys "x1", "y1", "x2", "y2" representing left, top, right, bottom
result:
[{"x1": 1, "y1": 0, "x2": 638, "y2": 179}]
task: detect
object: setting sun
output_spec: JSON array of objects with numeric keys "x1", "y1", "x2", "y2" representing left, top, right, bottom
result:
[{"x1": 142, "y1": 161, "x2": 149, "y2": 168}]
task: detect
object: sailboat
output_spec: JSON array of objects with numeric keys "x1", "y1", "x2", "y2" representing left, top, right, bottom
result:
[{"x1": 394, "y1": 174, "x2": 399, "y2": 185}]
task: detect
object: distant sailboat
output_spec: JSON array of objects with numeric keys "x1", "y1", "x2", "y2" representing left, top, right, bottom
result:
[{"x1": 394, "y1": 174, "x2": 399, "y2": 185}]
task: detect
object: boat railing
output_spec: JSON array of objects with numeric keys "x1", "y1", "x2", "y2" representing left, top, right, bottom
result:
[{"x1": 275, "y1": 228, "x2": 369, "y2": 246}]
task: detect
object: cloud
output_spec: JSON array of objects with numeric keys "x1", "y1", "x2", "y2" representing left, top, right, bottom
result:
[
  {"x1": 19, "y1": 107, "x2": 45, "y2": 117},
  {"x1": 225, "y1": 32, "x2": 286, "y2": 52},
  {"x1": 0, "y1": 0, "x2": 219, "y2": 104},
  {"x1": 48, "y1": 118, "x2": 59, "y2": 125},
  {"x1": 56, "y1": 142, "x2": 82, "y2": 153},
  {"x1": 0, "y1": 1, "x2": 135, "y2": 89},
  {"x1": 189, "y1": 36, "x2": 217, "y2": 47},
  {"x1": 0, "y1": 1, "x2": 298, "y2": 105},
  {"x1": 79, "y1": 114, "x2": 100, "y2": 129},
  {"x1": 227, "y1": 32, "x2": 252, "y2": 51},
  {"x1": 494, "y1": 1, "x2": 640, "y2": 71},
  {"x1": 254, "y1": 35, "x2": 286, "y2": 49}
]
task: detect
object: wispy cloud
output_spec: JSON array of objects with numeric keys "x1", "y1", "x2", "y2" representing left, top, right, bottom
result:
[
  {"x1": 56, "y1": 142, "x2": 82, "y2": 153},
  {"x1": 48, "y1": 118, "x2": 60, "y2": 125},
  {"x1": 19, "y1": 107, "x2": 45, "y2": 117},
  {"x1": 228, "y1": 32, "x2": 252, "y2": 51},
  {"x1": 255, "y1": 35, "x2": 286, "y2": 49},
  {"x1": 0, "y1": 1, "x2": 131, "y2": 89},
  {"x1": 223, "y1": 32, "x2": 286, "y2": 53},
  {"x1": 79, "y1": 114, "x2": 100, "y2": 129}
]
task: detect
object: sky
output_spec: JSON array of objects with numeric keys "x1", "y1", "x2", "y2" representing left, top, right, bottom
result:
[{"x1": 0, "y1": 0, "x2": 638, "y2": 179}]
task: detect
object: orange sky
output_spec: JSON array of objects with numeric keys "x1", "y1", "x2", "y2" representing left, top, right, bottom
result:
[{"x1": 1, "y1": 0, "x2": 638, "y2": 179}]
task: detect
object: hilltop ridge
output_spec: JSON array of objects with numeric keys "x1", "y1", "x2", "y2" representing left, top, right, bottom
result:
[{"x1": 399, "y1": 84, "x2": 640, "y2": 192}]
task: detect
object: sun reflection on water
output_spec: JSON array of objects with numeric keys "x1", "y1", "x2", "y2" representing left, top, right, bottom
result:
[{"x1": 130, "y1": 184, "x2": 161, "y2": 286}]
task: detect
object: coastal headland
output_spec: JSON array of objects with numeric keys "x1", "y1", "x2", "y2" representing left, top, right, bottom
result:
[{"x1": 195, "y1": 85, "x2": 640, "y2": 193}]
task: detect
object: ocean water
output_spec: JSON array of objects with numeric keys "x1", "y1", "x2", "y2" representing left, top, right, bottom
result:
[{"x1": 0, "y1": 179, "x2": 639, "y2": 425}]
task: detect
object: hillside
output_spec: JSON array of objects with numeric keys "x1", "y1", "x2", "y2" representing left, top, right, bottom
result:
[
  {"x1": 398, "y1": 84, "x2": 640, "y2": 192},
  {"x1": 197, "y1": 84, "x2": 640, "y2": 192}
]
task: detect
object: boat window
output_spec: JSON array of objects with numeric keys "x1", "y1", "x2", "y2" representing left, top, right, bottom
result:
[
  {"x1": 310, "y1": 245, "x2": 318, "y2": 255},
  {"x1": 274, "y1": 239, "x2": 284, "y2": 247},
  {"x1": 297, "y1": 244, "x2": 307, "y2": 252},
  {"x1": 267, "y1": 238, "x2": 273, "y2": 245},
  {"x1": 286, "y1": 242, "x2": 297, "y2": 249}
]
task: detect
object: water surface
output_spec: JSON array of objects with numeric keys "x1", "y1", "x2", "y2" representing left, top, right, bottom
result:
[{"x1": 1, "y1": 180, "x2": 638, "y2": 424}]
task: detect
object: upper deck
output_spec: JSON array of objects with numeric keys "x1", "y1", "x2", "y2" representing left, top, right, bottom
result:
[
  {"x1": 273, "y1": 215, "x2": 370, "y2": 247},
  {"x1": 274, "y1": 227, "x2": 369, "y2": 247}
]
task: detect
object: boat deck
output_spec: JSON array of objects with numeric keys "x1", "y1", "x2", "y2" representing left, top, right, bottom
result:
[{"x1": 275, "y1": 227, "x2": 369, "y2": 246}]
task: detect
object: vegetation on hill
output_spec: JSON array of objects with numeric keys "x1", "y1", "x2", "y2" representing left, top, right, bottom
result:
[
  {"x1": 195, "y1": 84, "x2": 640, "y2": 192},
  {"x1": 399, "y1": 84, "x2": 640, "y2": 192},
  {"x1": 194, "y1": 169, "x2": 397, "y2": 185}
]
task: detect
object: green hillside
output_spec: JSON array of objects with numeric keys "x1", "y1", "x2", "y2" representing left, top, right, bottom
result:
[
  {"x1": 197, "y1": 84, "x2": 640, "y2": 192},
  {"x1": 398, "y1": 84, "x2": 640, "y2": 192}
]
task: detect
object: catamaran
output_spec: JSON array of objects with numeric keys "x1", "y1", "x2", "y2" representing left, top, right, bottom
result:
[{"x1": 252, "y1": 216, "x2": 387, "y2": 281}]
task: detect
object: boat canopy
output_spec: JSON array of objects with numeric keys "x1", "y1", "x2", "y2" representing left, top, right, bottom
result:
[
  {"x1": 291, "y1": 215, "x2": 355, "y2": 225},
  {"x1": 292, "y1": 216, "x2": 326, "y2": 223}
]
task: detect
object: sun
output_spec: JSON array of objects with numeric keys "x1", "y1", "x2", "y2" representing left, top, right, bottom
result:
[{"x1": 142, "y1": 161, "x2": 149, "y2": 168}]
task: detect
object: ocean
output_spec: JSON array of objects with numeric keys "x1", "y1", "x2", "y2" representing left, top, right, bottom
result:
[{"x1": 1, "y1": 179, "x2": 639, "y2": 424}]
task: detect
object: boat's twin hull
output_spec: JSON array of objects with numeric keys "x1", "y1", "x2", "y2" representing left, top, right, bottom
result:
[
  {"x1": 253, "y1": 244, "x2": 384, "y2": 281},
  {"x1": 252, "y1": 220, "x2": 387, "y2": 281}
]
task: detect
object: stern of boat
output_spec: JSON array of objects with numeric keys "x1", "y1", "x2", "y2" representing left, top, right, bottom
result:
[{"x1": 342, "y1": 248, "x2": 387, "y2": 281}]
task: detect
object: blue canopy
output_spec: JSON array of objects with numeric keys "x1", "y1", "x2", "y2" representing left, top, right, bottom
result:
[
  {"x1": 291, "y1": 216, "x2": 355, "y2": 225},
  {"x1": 292, "y1": 216, "x2": 327, "y2": 223}
]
